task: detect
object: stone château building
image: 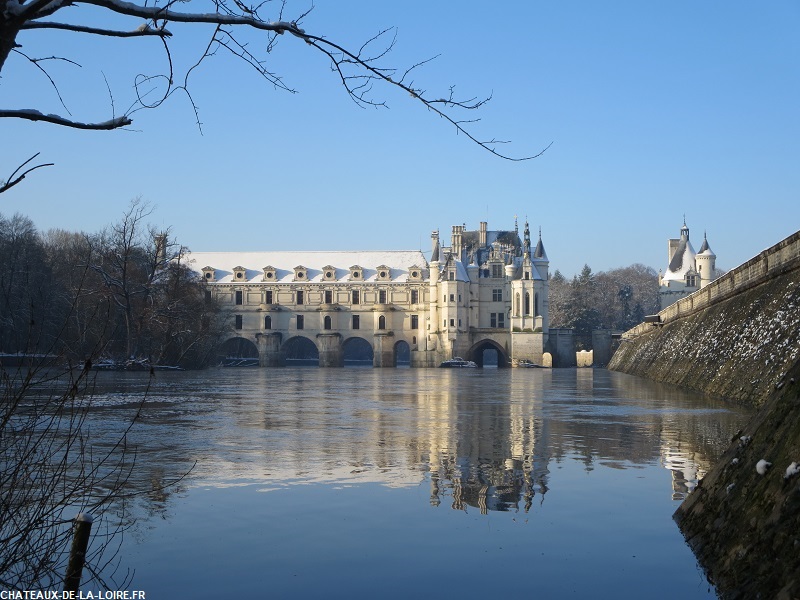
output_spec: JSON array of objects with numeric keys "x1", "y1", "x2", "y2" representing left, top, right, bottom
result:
[
  {"x1": 187, "y1": 219, "x2": 550, "y2": 367},
  {"x1": 658, "y1": 221, "x2": 717, "y2": 310}
]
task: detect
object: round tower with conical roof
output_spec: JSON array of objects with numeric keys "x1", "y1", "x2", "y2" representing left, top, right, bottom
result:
[{"x1": 695, "y1": 231, "x2": 717, "y2": 288}]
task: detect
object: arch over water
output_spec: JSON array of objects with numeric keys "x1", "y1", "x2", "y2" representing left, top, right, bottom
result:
[
  {"x1": 468, "y1": 339, "x2": 509, "y2": 368},
  {"x1": 394, "y1": 340, "x2": 410, "y2": 367},
  {"x1": 282, "y1": 336, "x2": 320, "y2": 366},
  {"x1": 343, "y1": 337, "x2": 374, "y2": 367},
  {"x1": 217, "y1": 337, "x2": 259, "y2": 367}
]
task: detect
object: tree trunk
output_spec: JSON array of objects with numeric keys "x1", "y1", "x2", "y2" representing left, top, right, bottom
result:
[{"x1": 0, "y1": 4, "x2": 22, "y2": 74}]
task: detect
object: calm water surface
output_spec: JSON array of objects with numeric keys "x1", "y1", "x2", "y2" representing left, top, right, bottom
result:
[{"x1": 86, "y1": 367, "x2": 752, "y2": 599}]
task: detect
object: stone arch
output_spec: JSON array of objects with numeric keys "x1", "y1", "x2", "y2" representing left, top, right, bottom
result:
[
  {"x1": 342, "y1": 336, "x2": 374, "y2": 367},
  {"x1": 467, "y1": 339, "x2": 509, "y2": 368},
  {"x1": 394, "y1": 340, "x2": 411, "y2": 367},
  {"x1": 282, "y1": 335, "x2": 320, "y2": 366},
  {"x1": 217, "y1": 336, "x2": 260, "y2": 367}
]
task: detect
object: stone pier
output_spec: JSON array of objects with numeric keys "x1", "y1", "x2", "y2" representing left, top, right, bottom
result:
[{"x1": 256, "y1": 332, "x2": 284, "y2": 367}]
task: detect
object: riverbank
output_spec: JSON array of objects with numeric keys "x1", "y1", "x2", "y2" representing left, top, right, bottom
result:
[{"x1": 608, "y1": 258, "x2": 800, "y2": 598}]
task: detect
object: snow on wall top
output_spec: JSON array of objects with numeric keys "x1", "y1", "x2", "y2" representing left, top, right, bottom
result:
[{"x1": 186, "y1": 250, "x2": 428, "y2": 283}]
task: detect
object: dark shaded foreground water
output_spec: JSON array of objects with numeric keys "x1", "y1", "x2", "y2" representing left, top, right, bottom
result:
[{"x1": 83, "y1": 367, "x2": 751, "y2": 599}]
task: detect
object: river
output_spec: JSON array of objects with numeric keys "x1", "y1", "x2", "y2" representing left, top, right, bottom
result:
[{"x1": 81, "y1": 367, "x2": 751, "y2": 599}]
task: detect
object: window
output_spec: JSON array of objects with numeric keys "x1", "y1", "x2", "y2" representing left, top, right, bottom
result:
[
  {"x1": 296, "y1": 315, "x2": 304, "y2": 329},
  {"x1": 458, "y1": 319, "x2": 462, "y2": 327},
  {"x1": 235, "y1": 315, "x2": 243, "y2": 330},
  {"x1": 235, "y1": 290, "x2": 243, "y2": 305},
  {"x1": 490, "y1": 313, "x2": 497, "y2": 328},
  {"x1": 524, "y1": 271, "x2": 530, "y2": 280},
  {"x1": 412, "y1": 336, "x2": 417, "y2": 345},
  {"x1": 352, "y1": 290, "x2": 360, "y2": 305},
  {"x1": 264, "y1": 315, "x2": 272, "y2": 330},
  {"x1": 265, "y1": 290, "x2": 273, "y2": 304},
  {"x1": 492, "y1": 289, "x2": 502, "y2": 302},
  {"x1": 411, "y1": 315, "x2": 419, "y2": 329},
  {"x1": 443, "y1": 294, "x2": 446, "y2": 303},
  {"x1": 498, "y1": 313, "x2": 505, "y2": 328},
  {"x1": 458, "y1": 294, "x2": 461, "y2": 302},
  {"x1": 324, "y1": 315, "x2": 332, "y2": 330},
  {"x1": 525, "y1": 292, "x2": 531, "y2": 315},
  {"x1": 325, "y1": 290, "x2": 333, "y2": 304},
  {"x1": 352, "y1": 315, "x2": 360, "y2": 329},
  {"x1": 449, "y1": 272, "x2": 455, "y2": 281},
  {"x1": 535, "y1": 294, "x2": 539, "y2": 316},
  {"x1": 379, "y1": 290, "x2": 387, "y2": 304},
  {"x1": 296, "y1": 291, "x2": 304, "y2": 305},
  {"x1": 378, "y1": 315, "x2": 386, "y2": 330},
  {"x1": 205, "y1": 290, "x2": 212, "y2": 302},
  {"x1": 515, "y1": 293, "x2": 521, "y2": 316},
  {"x1": 449, "y1": 319, "x2": 455, "y2": 327},
  {"x1": 492, "y1": 264, "x2": 504, "y2": 278},
  {"x1": 449, "y1": 294, "x2": 455, "y2": 302},
  {"x1": 687, "y1": 275, "x2": 697, "y2": 287},
  {"x1": 410, "y1": 290, "x2": 419, "y2": 304}
]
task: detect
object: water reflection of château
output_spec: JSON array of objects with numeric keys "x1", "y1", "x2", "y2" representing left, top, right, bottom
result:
[{"x1": 94, "y1": 368, "x2": 750, "y2": 519}]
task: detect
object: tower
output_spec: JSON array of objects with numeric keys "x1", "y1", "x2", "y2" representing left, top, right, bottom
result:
[{"x1": 695, "y1": 232, "x2": 716, "y2": 288}]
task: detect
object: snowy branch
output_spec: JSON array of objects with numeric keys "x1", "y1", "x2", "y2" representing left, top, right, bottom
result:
[{"x1": 0, "y1": 109, "x2": 132, "y2": 129}]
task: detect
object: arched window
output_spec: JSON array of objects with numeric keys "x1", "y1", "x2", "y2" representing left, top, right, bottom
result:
[
  {"x1": 264, "y1": 315, "x2": 272, "y2": 330},
  {"x1": 525, "y1": 292, "x2": 531, "y2": 316},
  {"x1": 515, "y1": 293, "x2": 521, "y2": 316},
  {"x1": 378, "y1": 315, "x2": 386, "y2": 330},
  {"x1": 535, "y1": 293, "x2": 539, "y2": 317},
  {"x1": 324, "y1": 315, "x2": 332, "y2": 330}
]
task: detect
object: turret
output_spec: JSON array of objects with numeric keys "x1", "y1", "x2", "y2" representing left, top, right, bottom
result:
[{"x1": 696, "y1": 231, "x2": 716, "y2": 288}]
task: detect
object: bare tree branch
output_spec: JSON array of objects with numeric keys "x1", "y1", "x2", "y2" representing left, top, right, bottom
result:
[
  {"x1": 0, "y1": 109, "x2": 132, "y2": 129},
  {"x1": 0, "y1": 152, "x2": 54, "y2": 194},
  {"x1": 21, "y1": 21, "x2": 173, "y2": 38}
]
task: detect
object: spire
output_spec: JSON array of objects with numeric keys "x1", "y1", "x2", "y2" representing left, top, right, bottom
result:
[
  {"x1": 431, "y1": 230, "x2": 440, "y2": 263},
  {"x1": 533, "y1": 227, "x2": 548, "y2": 261},
  {"x1": 523, "y1": 219, "x2": 531, "y2": 256},
  {"x1": 698, "y1": 231, "x2": 715, "y2": 256}
]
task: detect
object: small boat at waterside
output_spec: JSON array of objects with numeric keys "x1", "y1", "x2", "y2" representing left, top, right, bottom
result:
[
  {"x1": 515, "y1": 359, "x2": 542, "y2": 368},
  {"x1": 439, "y1": 357, "x2": 478, "y2": 368}
]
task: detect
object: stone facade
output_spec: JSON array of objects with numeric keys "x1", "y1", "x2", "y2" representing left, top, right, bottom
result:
[{"x1": 187, "y1": 219, "x2": 550, "y2": 367}]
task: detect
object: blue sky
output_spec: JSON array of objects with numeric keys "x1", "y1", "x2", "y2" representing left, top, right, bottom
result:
[{"x1": 2, "y1": 1, "x2": 798, "y2": 277}]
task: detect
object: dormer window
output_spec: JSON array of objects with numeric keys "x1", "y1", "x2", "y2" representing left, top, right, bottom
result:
[
  {"x1": 232, "y1": 266, "x2": 247, "y2": 281},
  {"x1": 408, "y1": 266, "x2": 422, "y2": 281},
  {"x1": 262, "y1": 266, "x2": 277, "y2": 282},
  {"x1": 293, "y1": 265, "x2": 308, "y2": 282},
  {"x1": 201, "y1": 266, "x2": 216, "y2": 282},
  {"x1": 323, "y1": 265, "x2": 336, "y2": 281},
  {"x1": 377, "y1": 265, "x2": 391, "y2": 281},
  {"x1": 349, "y1": 265, "x2": 363, "y2": 281}
]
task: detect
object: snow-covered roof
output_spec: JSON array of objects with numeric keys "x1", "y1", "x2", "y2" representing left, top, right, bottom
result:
[
  {"x1": 662, "y1": 238, "x2": 697, "y2": 282},
  {"x1": 697, "y1": 235, "x2": 716, "y2": 257},
  {"x1": 186, "y1": 251, "x2": 428, "y2": 283}
]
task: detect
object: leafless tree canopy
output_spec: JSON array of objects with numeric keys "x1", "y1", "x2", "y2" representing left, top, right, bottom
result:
[{"x1": 1, "y1": 0, "x2": 549, "y2": 189}]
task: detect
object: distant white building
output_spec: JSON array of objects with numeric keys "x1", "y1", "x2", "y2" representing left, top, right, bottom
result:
[
  {"x1": 186, "y1": 218, "x2": 551, "y2": 368},
  {"x1": 658, "y1": 221, "x2": 717, "y2": 310}
]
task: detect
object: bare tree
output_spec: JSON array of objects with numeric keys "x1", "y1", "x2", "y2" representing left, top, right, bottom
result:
[{"x1": 0, "y1": 0, "x2": 550, "y2": 191}]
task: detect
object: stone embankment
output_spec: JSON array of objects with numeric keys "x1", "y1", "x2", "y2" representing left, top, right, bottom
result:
[
  {"x1": 609, "y1": 229, "x2": 800, "y2": 599},
  {"x1": 610, "y1": 230, "x2": 800, "y2": 407}
]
